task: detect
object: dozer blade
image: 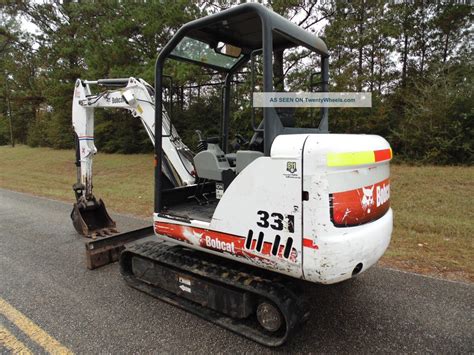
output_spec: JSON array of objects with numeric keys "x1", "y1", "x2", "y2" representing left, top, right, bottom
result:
[{"x1": 71, "y1": 198, "x2": 117, "y2": 237}]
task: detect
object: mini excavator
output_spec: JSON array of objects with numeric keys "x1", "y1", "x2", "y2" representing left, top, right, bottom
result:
[{"x1": 71, "y1": 3, "x2": 393, "y2": 346}]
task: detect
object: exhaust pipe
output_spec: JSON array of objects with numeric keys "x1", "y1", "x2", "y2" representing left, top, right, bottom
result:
[{"x1": 71, "y1": 197, "x2": 117, "y2": 238}]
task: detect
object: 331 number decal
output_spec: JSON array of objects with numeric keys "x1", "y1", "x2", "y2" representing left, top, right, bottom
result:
[{"x1": 257, "y1": 210, "x2": 294, "y2": 233}]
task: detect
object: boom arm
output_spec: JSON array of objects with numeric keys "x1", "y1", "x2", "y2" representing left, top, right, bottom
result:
[{"x1": 72, "y1": 77, "x2": 195, "y2": 203}]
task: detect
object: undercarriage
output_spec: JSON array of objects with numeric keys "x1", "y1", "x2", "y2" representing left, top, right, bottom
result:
[{"x1": 120, "y1": 241, "x2": 309, "y2": 346}]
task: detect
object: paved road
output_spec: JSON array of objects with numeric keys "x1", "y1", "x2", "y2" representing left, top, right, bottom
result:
[{"x1": 0, "y1": 188, "x2": 472, "y2": 353}]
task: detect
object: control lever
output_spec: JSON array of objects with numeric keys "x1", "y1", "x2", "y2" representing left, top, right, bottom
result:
[
  {"x1": 195, "y1": 130, "x2": 207, "y2": 153},
  {"x1": 235, "y1": 134, "x2": 249, "y2": 147}
]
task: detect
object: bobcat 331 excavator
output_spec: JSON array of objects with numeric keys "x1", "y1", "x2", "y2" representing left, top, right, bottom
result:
[{"x1": 71, "y1": 3, "x2": 393, "y2": 346}]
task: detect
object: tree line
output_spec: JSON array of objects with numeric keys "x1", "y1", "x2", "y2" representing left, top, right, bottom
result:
[{"x1": 0, "y1": 1, "x2": 472, "y2": 164}]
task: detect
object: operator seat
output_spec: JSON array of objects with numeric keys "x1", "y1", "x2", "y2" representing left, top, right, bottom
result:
[
  {"x1": 249, "y1": 107, "x2": 296, "y2": 151},
  {"x1": 194, "y1": 108, "x2": 296, "y2": 182},
  {"x1": 194, "y1": 142, "x2": 232, "y2": 181},
  {"x1": 235, "y1": 150, "x2": 263, "y2": 173},
  {"x1": 231, "y1": 108, "x2": 296, "y2": 173}
]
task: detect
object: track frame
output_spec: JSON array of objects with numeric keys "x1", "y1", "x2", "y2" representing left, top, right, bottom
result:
[{"x1": 120, "y1": 241, "x2": 309, "y2": 346}]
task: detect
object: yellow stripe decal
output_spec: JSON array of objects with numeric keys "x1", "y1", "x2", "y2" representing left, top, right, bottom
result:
[
  {"x1": 0, "y1": 326, "x2": 32, "y2": 355},
  {"x1": 0, "y1": 298, "x2": 73, "y2": 354},
  {"x1": 327, "y1": 150, "x2": 375, "y2": 167},
  {"x1": 327, "y1": 148, "x2": 392, "y2": 167}
]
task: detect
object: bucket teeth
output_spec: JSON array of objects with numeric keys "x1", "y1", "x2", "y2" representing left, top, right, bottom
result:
[{"x1": 88, "y1": 228, "x2": 118, "y2": 239}]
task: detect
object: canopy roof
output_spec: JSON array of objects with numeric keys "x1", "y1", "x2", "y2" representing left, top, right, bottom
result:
[{"x1": 166, "y1": 3, "x2": 328, "y2": 71}]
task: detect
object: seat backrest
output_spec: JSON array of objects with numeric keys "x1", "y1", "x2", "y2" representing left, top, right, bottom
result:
[
  {"x1": 194, "y1": 143, "x2": 231, "y2": 181},
  {"x1": 236, "y1": 150, "x2": 264, "y2": 173},
  {"x1": 249, "y1": 107, "x2": 296, "y2": 151}
]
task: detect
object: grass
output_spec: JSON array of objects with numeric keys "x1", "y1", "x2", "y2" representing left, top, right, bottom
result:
[
  {"x1": 0, "y1": 145, "x2": 155, "y2": 217},
  {"x1": 0, "y1": 145, "x2": 472, "y2": 282},
  {"x1": 379, "y1": 164, "x2": 473, "y2": 282}
]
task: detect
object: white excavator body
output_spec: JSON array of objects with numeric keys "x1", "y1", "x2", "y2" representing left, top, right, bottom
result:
[{"x1": 154, "y1": 133, "x2": 392, "y2": 284}]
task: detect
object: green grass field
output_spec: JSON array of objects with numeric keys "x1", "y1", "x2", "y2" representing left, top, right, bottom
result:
[{"x1": 0, "y1": 145, "x2": 472, "y2": 282}]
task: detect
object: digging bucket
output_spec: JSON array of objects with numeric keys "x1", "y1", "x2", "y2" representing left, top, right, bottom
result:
[{"x1": 71, "y1": 198, "x2": 117, "y2": 237}]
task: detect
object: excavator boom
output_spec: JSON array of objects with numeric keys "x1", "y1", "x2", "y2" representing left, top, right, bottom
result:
[{"x1": 71, "y1": 77, "x2": 195, "y2": 237}]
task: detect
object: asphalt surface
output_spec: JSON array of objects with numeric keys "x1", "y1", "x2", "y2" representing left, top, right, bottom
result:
[{"x1": 0, "y1": 188, "x2": 472, "y2": 353}]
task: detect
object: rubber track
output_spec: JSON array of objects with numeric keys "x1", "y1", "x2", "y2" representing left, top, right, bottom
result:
[{"x1": 120, "y1": 241, "x2": 309, "y2": 347}]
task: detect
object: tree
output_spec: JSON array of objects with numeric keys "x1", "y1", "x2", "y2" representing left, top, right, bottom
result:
[
  {"x1": 393, "y1": 56, "x2": 473, "y2": 164},
  {"x1": 5, "y1": 1, "x2": 202, "y2": 152},
  {"x1": 0, "y1": 9, "x2": 42, "y2": 147},
  {"x1": 0, "y1": 1, "x2": 472, "y2": 164}
]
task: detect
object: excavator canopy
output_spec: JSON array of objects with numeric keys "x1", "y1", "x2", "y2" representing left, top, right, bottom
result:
[
  {"x1": 153, "y1": 3, "x2": 330, "y2": 213},
  {"x1": 167, "y1": 3, "x2": 328, "y2": 72}
]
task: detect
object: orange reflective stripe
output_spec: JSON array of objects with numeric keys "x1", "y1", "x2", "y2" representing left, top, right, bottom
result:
[{"x1": 374, "y1": 148, "x2": 392, "y2": 162}]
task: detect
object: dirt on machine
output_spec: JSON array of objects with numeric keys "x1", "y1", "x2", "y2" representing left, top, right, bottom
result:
[{"x1": 70, "y1": 3, "x2": 393, "y2": 346}]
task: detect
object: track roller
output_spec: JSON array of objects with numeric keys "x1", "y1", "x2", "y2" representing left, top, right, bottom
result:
[{"x1": 256, "y1": 300, "x2": 283, "y2": 332}]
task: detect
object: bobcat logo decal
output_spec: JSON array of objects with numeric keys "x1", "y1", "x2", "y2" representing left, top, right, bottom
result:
[{"x1": 361, "y1": 185, "x2": 375, "y2": 213}]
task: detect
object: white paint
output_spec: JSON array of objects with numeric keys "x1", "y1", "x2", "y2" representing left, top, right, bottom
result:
[
  {"x1": 154, "y1": 133, "x2": 393, "y2": 285},
  {"x1": 302, "y1": 134, "x2": 393, "y2": 283},
  {"x1": 178, "y1": 277, "x2": 191, "y2": 286},
  {"x1": 205, "y1": 236, "x2": 235, "y2": 253},
  {"x1": 361, "y1": 185, "x2": 375, "y2": 213},
  {"x1": 377, "y1": 183, "x2": 390, "y2": 207},
  {"x1": 179, "y1": 285, "x2": 192, "y2": 293}
]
